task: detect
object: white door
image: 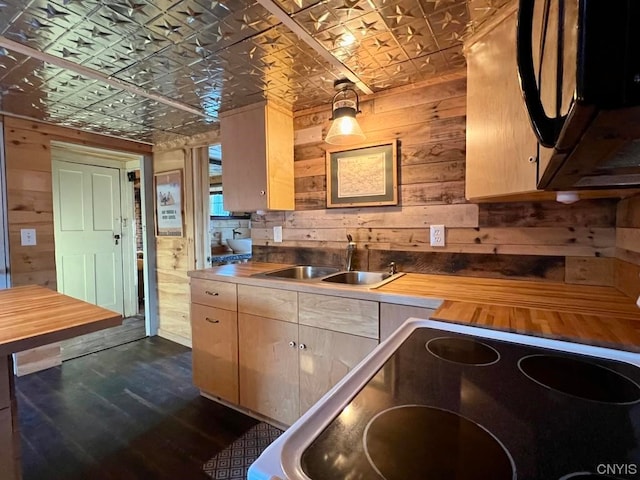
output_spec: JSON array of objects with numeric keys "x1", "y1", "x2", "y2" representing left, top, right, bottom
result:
[{"x1": 53, "y1": 160, "x2": 124, "y2": 314}]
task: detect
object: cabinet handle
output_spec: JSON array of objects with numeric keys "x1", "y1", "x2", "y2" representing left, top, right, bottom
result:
[
  {"x1": 205, "y1": 291, "x2": 219, "y2": 296},
  {"x1": 205, "y1": 317, "x2": 220, "y2": 324},
  {"x1": 289, "y1": 341, "x2": 296, "y2": 348},
  {"x1": 299, "y1": 343, "x2": 307, "y2": 350}
]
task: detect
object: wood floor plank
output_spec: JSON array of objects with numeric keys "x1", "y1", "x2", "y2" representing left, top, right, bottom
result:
[{"x1": 16, "y1": 337, "x2": 259, "y2": 480}]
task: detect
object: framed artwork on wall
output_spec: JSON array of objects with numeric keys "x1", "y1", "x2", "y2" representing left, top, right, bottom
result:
[
  {"x1": 326, "y1": 140, "x2": 398, "y2": 208},
  {"x1": 154, "y1": 169, "x2": 184, "y2": 237}
]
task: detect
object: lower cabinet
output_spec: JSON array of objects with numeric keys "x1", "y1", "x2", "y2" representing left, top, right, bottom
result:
[
  {"x1": 298, "y1": 325, "x2": 377, "y2": 415},
  {"x1": 238, "y1": 313, "x2": 299, "y2": 426},
  {"x1": 191, "y1": 303, "x2": 239, "y2": 404},
  {"x1": 190, "y1": 279, "x2": 430, "y2": 427}
]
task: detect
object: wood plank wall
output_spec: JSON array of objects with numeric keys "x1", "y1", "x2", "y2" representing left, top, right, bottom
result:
[
  {"x1": 152, "y1": 149, "x2": 196, "y2": 346},
  {"x1": 616, "y1": 195, "x2": 640, "y2": 300},
  {"x1": 2, "y1": 116, "x2": 151, "y2": 373},
  {"x1": 152, "y1": 129, "x2": 218, "y2": 347},
  {"x1": 252, "y1": 76, "x2": 618, "y2": 284}
]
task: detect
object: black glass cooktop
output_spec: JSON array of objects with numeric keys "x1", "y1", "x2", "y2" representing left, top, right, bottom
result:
[{"x1": 300, "y1": 327, "x2": 640, "y2": 480}]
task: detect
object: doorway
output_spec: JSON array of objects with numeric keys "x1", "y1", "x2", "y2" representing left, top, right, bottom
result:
[{"x1": 51, "y1": 142, "x2": 148, "y2": 360}]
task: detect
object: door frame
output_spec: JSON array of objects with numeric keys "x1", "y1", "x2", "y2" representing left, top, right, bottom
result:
[
  {"x1": 0, "y1": 122, "x2": 10, "y2": 289},
  {"x1": 50, "y1": 142, "x2": 149, "y2": 321}
]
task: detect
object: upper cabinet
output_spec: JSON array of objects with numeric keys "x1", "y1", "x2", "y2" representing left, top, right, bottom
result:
[
  {"x1": 465, "y1": 4, "x2": 541, "y2": 201},
  {"x1": 221, "y1": 100, "x2": 295, "y2": 212}
]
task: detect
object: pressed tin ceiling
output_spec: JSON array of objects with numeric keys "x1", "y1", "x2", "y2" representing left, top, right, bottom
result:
[{"x1": 0, "y1": 0, "x2": 508, "y2": 144}]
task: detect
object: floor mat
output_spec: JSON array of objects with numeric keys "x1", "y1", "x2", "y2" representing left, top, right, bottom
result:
[{"x1": 203, "y1": 422, "x2": 283, "y2": 480}]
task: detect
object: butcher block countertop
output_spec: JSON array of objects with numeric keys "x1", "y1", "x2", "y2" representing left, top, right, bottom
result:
[
  {"x1": 189, "y1": 262, "x2": 640, "y2": 352},
  {"x1": 0, "y1": 285, "x2": 123, "y2": 356}
]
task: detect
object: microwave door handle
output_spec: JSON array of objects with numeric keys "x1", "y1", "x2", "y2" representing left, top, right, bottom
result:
[{"x1": 516, "y1": 0, "x2": 566, "y2": 148}]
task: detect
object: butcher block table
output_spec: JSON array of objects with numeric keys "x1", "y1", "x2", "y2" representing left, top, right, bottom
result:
[{"x1": 0, "y1": 285, "x2": 123, "y2": 480}]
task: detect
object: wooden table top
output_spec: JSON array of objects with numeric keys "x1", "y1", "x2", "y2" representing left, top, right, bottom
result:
[{"x1": 0, "y1": 285, "x2": 122, "y2": 356}]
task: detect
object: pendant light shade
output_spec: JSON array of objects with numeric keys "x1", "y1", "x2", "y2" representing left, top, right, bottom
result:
[{"x1": 325, "y1": 79, "x2": 365, "y2": 145}]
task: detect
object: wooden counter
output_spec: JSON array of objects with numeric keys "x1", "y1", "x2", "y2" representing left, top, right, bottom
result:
[
  {"x1": 0, "y1": 285, "x2": 122, "y2": 480},
  {"x1": 189, "y1": 263, "x2": 640, "y2": 352}
]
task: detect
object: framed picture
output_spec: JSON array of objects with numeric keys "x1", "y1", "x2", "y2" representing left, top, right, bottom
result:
[
  {"x1": 154, "y1": 169, "x2": 184, "y2": 237},
  {"x1": 326, "y1": 140, "x2": 398, "y2": 208}
]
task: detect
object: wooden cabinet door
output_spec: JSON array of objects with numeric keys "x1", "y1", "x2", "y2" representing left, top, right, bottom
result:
[
  {"x1": 221, "y1": 101, "x2": 294, "y2": 212},
  {"x1": 465, "y1": 7, "x2": 539, "y2": 200},
  {"x1": 238, "y1": 313, "x2": 299, "y2": 425},
  {"x1": 298, "y1": 325, "x2": 377, "y2": 415},
  {"x1": 191, "y1": 304, "x2": 239, "y2": 403},
  {"x1": 380, "y1": 304, "x2": 436, "y2": 341},
  {"x1": 221, "y1": 102, "x2": 268, "y2": 212}
]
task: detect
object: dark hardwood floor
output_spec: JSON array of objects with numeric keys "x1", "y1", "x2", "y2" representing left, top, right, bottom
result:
[{"x1": 15, "y1": 337, "x2": 258, "y2": 480}]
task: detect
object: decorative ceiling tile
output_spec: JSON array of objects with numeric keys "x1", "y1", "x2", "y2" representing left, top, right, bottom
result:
[{"x1": 0, "y1": 0, "x2": 502, "y2": 141}]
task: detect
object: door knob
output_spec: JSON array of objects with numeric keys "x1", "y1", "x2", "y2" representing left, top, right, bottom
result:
[{"x1": 114, "y1": 234, "x2": 121, "y2": 245}]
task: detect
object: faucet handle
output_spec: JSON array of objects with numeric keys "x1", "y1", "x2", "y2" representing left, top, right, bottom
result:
[
  {"x1": 388, "y1": 261, "x2": 397, "y2": 275},
  {"x1": 347, "y1": 233, "x2": 353, "y2": 242}
]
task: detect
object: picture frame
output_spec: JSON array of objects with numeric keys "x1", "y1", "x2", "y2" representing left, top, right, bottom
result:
[
  {"x1": 154, "y1": 169, "x2": 184, "y2": 237},
  {"x1": 326, "y1": 140, "x2": 398, "y2": 208}
]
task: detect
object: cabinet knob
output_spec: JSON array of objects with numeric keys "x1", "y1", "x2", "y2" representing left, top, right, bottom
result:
[
  {"x1": 205, "y1": 317, "x2": 220, "y2": 324},
  {"x1": 205, "y1": 291, "x2": 219, "y2": 296},
  {"x1": 299, "y1": 343, "x2": 307, "y2": 350},
  {"x1": 528, "y1": 156, "x2": 538, "y2": 163},
  {"x1": 259, "y1": 190, "x2": 265, "y2": 196},
  {"x1": 289, "y1": 341, "x2": 296, "y2": 348}
]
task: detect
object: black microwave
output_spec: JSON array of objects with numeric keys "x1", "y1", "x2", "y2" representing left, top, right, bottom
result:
[{"x1": 517, "y1": 0, "x2": 640, "y2": 189}]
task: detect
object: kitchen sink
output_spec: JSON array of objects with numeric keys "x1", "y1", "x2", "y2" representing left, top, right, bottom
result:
[
  {"x1": 259, "y1": 265, "x2": 340, "y2": 280},
  {"x1": 321, "y1": 271, "x2": 404, "y2": 287}
]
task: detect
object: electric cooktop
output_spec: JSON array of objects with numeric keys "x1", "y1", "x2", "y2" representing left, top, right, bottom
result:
[{"x1": 248, "y1": 320, "x2": 640, "y2": 480}]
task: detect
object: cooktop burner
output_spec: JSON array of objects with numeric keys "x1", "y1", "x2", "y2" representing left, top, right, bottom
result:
[
  {"x1": 426, "y1": 336, "x2": 500, "y2": 365},
  {"x1": 518, "y1": 354, "x2": 640, "y2": 404},
  {"x1": 299, "y1": 327, "x2": 640, "y2": 480},
  {"x1": 363, "y1": 405, "x2": 514, "y2": 480}
]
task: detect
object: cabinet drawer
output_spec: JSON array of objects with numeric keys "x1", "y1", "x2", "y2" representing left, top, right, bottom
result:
[
  {"x1": 380, "y1": 304, "x2": 435, "y2": 341},
  {"x1": 299, "y1": 293, "x2": 379, "y2": 339},
  {"x1": 238, "y1": 285, "x2": 297, "y2": 323},
  {"x1": 191, "y1": 304, "x2": 238, "y2": 404},
  {"x1": 191, "y1": 278, "x2": 237, "y2": 311}
]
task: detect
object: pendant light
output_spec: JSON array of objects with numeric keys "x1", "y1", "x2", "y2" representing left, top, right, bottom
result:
[{"x1": 325, "y1": 79, "x2": 365, "y2": 145}]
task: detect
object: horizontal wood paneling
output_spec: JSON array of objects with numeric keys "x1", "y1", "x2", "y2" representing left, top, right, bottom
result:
[{"x1": 255, "y1": 76, "x2": 621, "y2": 284}]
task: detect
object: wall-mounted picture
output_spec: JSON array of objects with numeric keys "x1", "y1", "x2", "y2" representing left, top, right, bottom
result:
[
  {"x1": 154, "y1": 169, "x2": 183, "y2": 237},
  {"x1": 326, "y1": 140, "x2": 398, "y2": 208}
]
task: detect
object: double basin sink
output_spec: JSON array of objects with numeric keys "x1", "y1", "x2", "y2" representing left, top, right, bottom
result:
[{"x1": 253, "y1": 265, "x2": 404, "y2": 288}]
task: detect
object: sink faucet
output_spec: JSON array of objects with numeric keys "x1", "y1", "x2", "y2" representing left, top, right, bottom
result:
[
  {"x1": 345, "y1": 234, "x2": 356, "y2": 271},
  {"x1": 388, "y1": 262, "x2": 397, "y2": 275},
  {"x1": 232, "y1": 228, "x2": 242, "y2": 239}
]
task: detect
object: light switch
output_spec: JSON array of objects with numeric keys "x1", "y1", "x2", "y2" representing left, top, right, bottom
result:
[
  {"x1": 21, "y1": 228, "x2": 37, "y2": 246},
  {"x1": 273, "y1": 226, "x2": 283, "y2": 243},
  {"x1": 430, "y1": 225, "x2": 445, "y2": 247}
]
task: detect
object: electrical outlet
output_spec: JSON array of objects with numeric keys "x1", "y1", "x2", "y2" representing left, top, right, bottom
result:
[
  {"x1": 20, "y1": 228, "x2": 37, "y2": 246},
  {"x1": 430, "y1": 224, "x2": 445, "y2": 247},
  {"x1": 273, "y1": 225, "x2": 283, "y2": 243}
]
